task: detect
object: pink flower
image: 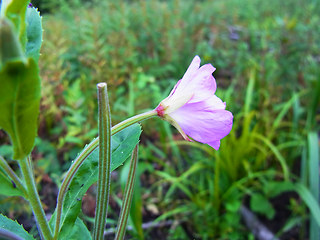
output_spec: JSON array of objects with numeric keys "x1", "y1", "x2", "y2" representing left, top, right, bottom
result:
[{"x1": 155, "y1": 56, "x2": 233, "y2": 150}]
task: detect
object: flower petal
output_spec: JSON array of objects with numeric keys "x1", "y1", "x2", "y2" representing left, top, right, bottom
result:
[
  {"x1": 175, "y1": 63, "x2": 217, "y2": 103},
  {"x1": 202, "y1": 94, "x2": 226, "y2": 110},
  {"x1": 168, "y1": 80, "x2": 181, "y2": 97},
  {"x1": 169, "y1": 101, "x2": 233, "y2": 144},
  {"x1": 207, "y1": 140, "x2": 221, "y2": 150},
  {"x1": 181, "y1": 55, "x2": 201, "y2": 83}
]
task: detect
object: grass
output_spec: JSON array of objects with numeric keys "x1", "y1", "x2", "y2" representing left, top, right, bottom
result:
[{"x1": 1, "y1": 0, "x2": 318, "y2": 238}]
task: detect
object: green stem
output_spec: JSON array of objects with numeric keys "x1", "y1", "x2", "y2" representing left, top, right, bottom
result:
[
  {"x1": 115, "y1": 145, "x2": 139, "y2": 240},
  {"x1": 19, "y1": 157, "x2": 53, "y2": 240},
  {"x1": 93, "y1": 83, "x2": 112, "y2": 240},
  {"x1": 0, "y1": 155, "x2": 28, "y2": 196},
  {"x1": 53, "y1": 109, "x2": 157, "y2": 240}
]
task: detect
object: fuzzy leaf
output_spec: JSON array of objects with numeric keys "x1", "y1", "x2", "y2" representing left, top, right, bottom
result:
[
  {"x1": 0, "y1": 58, "x2": 41, "y2": 160},
  {"x1": 26, "y1": 7, "x2": 42, "y2": 62},
  {"x1": 0, "y1": 214, "x2": 35, "y2": 240},
  {"x1": 50, "y1": 124, "x2": 142, "y2": 238}
]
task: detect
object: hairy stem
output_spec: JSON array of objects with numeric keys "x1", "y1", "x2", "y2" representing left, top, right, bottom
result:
[
  {"x1": 20, "y1": 156, "x2": 53, "y2": 240},
  {"x1": 115, "y1": 145, "x2": 139, "y2": 240},
  {"x1": 93, "y1": 83, "x2": 112, "y2": 240},
  {"x1": 53, "y1": 110, "x2": 157, "y2": 239}
]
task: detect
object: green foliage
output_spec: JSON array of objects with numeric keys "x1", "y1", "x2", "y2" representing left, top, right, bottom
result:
[
  {"x1": 0, "y1": 0, "x2": 317, "y2": 238},
  {"x1": 50, "y1": 124, "x2": 142, "y2": 239},
  {"x1": 295, "y1": 183, "x2": 320, "y2": 227},
  {"x1": 60, "y1": 217, "x2": 92, "y2": 240},
  {"x1": 0, "y1": 18, "x2": 25, "y2": 67},
  {"x1": 120, "y1": 161, "x2": 145, "y2": 239},
  {"x1": 0, "y1": 2, "x2": 42, "y2": 161},
  {"x1": 0, "y1": 172, "x2": 24, "y2": 197},
  {"x1": 26, "y1": 6, "x2": 42, "y2": 62},
  {"x1": 1, "y1": 0, "x2": 29, "y2": 49},
  {"x1": 0, "y1": 58, "x2": 41, "y2": 160},
  {"x1": 307, "y1": 132, "x2": 320, "y2": 240},
  {"x1": 0, "y1": 214, "x2": 35, "y2": 240},
  {"x1": 250, "y1": 193, "x2": 275, "y2": 220}
]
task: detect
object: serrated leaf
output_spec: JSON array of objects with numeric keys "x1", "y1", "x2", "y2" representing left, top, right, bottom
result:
[
  {"x1": 50, "y1": 124, "x2": 142, "y2": 238},
  {"x1": 0, "y1": 214, "x2": 35, "y2": 240},
  {"x1": 26, "y1": 7, "x2": 42, "y2": 62},
  {"x1": 0, "y1": 171, "x2": 24, "y2": 196},
  {"x1": 250, "y1": 193, "x2": 275, "y2": 220},
  {"x1": 0, "y1": 58, "x2": 41, "y2": 160}
]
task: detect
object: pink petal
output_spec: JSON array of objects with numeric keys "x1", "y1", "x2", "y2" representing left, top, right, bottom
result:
[
  {"x1": 174, "y1": 60, "x2": 217, "y2": 103},
  {"x1": 187, "y1": 64, "x2": 217, "y2": 103},
  {"x1": 207, "y1": 140, "x2": 221, "y2": 150},
  {"x1": 169, "y1": 100, "x2": 233, "y2": 144},
  {"x1": 202, "y1": 95, "x2": 226, "y2": 110},
  {"x1": 168, "y1": 80, "x2": 181, "y2": 97},
  {"x1": 181, "y1": 55, "x2": 201, "y2": 83}
]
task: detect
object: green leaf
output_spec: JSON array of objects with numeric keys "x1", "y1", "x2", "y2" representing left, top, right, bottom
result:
[
  {"x1": 58, "y1": 217, "x2": 92, "y2": 240},
  {"x1": 250, "y1": 193, "x2": 275, "y2": 220},
  {"x1": 1, "y1": 0, "x2": 29, "y2": 49},
  {"x1": 253, "y1": 133, "x2": 289, "y2": 180},
  {"x1": 0, "y1": 18, "x2": 25, "y2": 68},
  {"x1": 0, "y1": 214, "x2": 35, "y2": 240},
  {"x1": 264, "y1": 181, "x2": 295, "y2": 198},
  {"x1": 307, "y1": 132, "x2": 320, "y2": 240},
  {"x1": 244, "y1": 69, "x2": 255, "y2": 115},
  {"x1": 26, "y1": 7, "x2": 42, "y2": 62},
  {"x1": 295, "y1": 183, "x2": 320, "y2": 227},
  {"x1": 50, "y1": 124, "x2": 142, "y2": 238},
  {"x1": 0, "y1": 58, "x2": 41, "y2": 160},
  {"x1": 0, "y1": 171, "x2": 24, "y2": 196},
  {"x1": 120, "y1": 160, "x2": 145, "y2": 239},
  {"x1": 1, "y1": 0, "x2": 29, "y2": 16}
]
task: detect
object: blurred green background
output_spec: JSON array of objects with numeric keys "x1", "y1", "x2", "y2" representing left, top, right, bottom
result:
[{"x1": 1, "y1": 0, "x2": 319, "y2": 239}]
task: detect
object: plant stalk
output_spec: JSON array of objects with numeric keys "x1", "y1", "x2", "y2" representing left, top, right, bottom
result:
[
  {"x1": 115, "y1": 145, "x2": 139, "y2": 240},
  {"x1": 53, "y1": 109, "x2": 156, "y2": 239},
  {"x1": 93, "y1": 83, "x2": 112, "y2": 240},
  {"x1": 20, "y1": 156, "x2": 53, "y2": 240}
]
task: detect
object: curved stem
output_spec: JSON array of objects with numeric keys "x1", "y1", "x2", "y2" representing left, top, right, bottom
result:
[
  {"x1": 53, "y1": 110, "x2": 157, "y2": 240},
  {"x1": 20, "y1": 157, "x2": 53, "y2": 240},
  {"x1": 93, "y1": 83, "x2": 112, "y2": 240},
  {"x1": 0, "y1": 156, "x2": 28, "y2": 196},
  {"x1": 115, "y1": 145, "x2": 139, "y2": 240}
]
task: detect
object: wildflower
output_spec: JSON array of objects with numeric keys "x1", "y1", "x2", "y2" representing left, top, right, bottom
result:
[{"x1": 155, "y1": 56, "x2": 233, "y2": 150}]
